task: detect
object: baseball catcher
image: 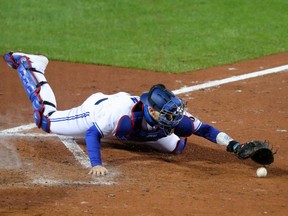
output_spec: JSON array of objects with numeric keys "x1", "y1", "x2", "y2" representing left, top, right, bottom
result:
[{"x1": 3, "y1": 51, "x2": 275, "y2": 176}]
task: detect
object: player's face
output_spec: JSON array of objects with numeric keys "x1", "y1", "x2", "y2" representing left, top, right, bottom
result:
[
  {"x1": 148, "y1": 107, "x2": 173, "y2": 123},
  {"x1": 148, "y1": 107, "x2": 160, "y2": 122}
]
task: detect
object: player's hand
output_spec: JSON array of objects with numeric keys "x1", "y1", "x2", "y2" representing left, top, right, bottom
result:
[{"x1": 88, "y1": 165, "x2": 108, "y2": 176}]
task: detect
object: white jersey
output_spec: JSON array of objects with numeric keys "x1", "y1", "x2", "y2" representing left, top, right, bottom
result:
[{"x1": 49, "y1": 92, "x2": 138, "y2": 137}]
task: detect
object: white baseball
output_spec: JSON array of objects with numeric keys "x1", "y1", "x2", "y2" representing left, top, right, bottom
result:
[{"x1": 256, "y1": 167, "x2": 267, "y2": 177}]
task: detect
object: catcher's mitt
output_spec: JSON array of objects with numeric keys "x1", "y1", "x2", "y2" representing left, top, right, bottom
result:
[{"x1": 230, "y1": 140, "x2": 275, "y2": 165}]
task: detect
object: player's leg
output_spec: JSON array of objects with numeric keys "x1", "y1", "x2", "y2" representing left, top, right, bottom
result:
[
  {"x1": 145, "y1": 134, "x2": 187, "y2": 154},
  {"x1": 48, "y1": 109, "x2": 91, "y2": 136},
  {"x1": 48, "y1": 93, "x2": 105, "y2": 136},
  {"x1": 3, "y1": 52, "x2": 57, "y2": 132}
]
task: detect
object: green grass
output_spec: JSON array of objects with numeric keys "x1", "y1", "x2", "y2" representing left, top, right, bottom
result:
[{"x1": 0, "y1": 0, "x2": 287, "y2": 72}]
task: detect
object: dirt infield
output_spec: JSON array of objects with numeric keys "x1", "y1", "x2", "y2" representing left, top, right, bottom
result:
[{"x1": 0, "y1": 53, "x2": 287, "y2": 216}]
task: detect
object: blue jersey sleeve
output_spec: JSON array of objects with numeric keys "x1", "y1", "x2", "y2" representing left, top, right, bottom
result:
[
  {"x1": 194, "y1": 123, "x2": 220, "y2": 143},
  {"x1": 85, "y1": 124, "x2": 103, "y2": 167}
]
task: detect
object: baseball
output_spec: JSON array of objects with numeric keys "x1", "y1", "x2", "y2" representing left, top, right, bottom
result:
[{"x1": 256, "y1": 167, "x2": 267, "y2": 177}]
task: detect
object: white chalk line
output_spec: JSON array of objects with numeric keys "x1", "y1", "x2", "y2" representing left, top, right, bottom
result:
[
  {"x1": 0, "y1": 64, "x2": 287, "y2": 185},
  {"x1": 0, "y1": 132, "x2": 59, "y2": 137},
  {"x1": 0, "y1": 125, "x2": 90, "y2": 168},
  {"x1": 0, "y1": 123, "x2": 36, "y2": 133},
  {"x1": 172, "y1": 64, "x2": 288, "y2": 95},
  {"x1": 31, "y1": 177, "x2": 116, "y2": 186},
  {"x1": 58, "y1": 136, "x2": 91, "y2": 169},
  {"x1": 0, "y1": 125, "x2": 115, "y2": 186}
]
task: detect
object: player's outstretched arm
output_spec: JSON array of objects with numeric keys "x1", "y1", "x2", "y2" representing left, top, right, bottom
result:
[
  {"x1": 194, "y1": 123, "x2": 234, "y2": 145},
  {"x1": 88, "y1": 165, "x2": 108, "y2": 176},
  {"x1": 85, "y1": 125, "x2": 107, "y2": 176}
]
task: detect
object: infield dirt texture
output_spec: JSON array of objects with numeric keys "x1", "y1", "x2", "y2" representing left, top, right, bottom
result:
[{"x1": 0, "y1": 53, "x2": 287, "y2": 215}]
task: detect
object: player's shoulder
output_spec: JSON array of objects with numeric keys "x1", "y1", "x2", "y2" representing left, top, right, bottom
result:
[
  {"x1": 111, "y1": 92, "x2": 139, "y2": 101},
  {"x1": 105, "y1": 93, "x2": 140, "y2": 119}
]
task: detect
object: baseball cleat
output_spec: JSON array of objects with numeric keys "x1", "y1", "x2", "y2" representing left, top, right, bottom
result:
[
  {"x1": 13, "y1": 52, "x2": 49, "y2": 73},
  {"x1": 3, "y1": 52, "x2": 49, "y2": 73}
]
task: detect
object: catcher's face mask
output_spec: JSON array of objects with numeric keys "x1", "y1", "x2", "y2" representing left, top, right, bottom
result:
[{"x1": 158, "y1": 96, "x2": 184, "y2": 131}]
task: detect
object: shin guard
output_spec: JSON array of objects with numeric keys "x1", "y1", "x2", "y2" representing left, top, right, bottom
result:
[{"x1": 17, "y1": 57, "x2": 51, "y2": 132}]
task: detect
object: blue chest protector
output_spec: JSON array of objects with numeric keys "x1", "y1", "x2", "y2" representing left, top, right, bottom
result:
[{"x1": 115, "y1": 102, "x2": 167, "y2": 142}]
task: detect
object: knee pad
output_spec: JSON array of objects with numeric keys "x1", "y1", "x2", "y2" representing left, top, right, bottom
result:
[
  {"x1": 41, "y1": 115, "x2": 51, "y2": 133},
  {"x1": 33, "y1": 111, "x2": 50, "y2": 133},
  {"x1": 172, "y1": 138, "x2": 187, "y2": 154},
  {"x1": 33, "y1": 110, "x2": 42, "y2": 128},
  {"x1": 31, "y1": 92, "x2": 51, "y2": 133}
]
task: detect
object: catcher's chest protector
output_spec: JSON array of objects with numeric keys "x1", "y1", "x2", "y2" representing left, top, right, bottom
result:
[{"x1": 129, "y1": 103, "x2": 167, "y2": 141}]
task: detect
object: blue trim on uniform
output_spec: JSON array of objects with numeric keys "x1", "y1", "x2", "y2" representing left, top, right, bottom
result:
[
  {"x1": 85, "y1": 125, "x2": 103, "y2": 166},
  {"x1": 50, "y1": 112, "x2": 90, "y2": 122},
  {"x1": 195, "y1": 122, "x2": 202, "y2": 132},
  {"x1": 194, "y1": 123, "x2": 220, "y2": 143},
  {"x1": 95, "y1": 98, "x2": 108, "y2": 105},
  {"x1": 93, "y1": 122, "x2": 104, "y2": 138}
]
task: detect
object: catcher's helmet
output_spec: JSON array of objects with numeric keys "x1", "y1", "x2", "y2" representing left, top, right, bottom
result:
[{"x1": 140, "y1": 84, "x2": 184, "y2": 130}]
